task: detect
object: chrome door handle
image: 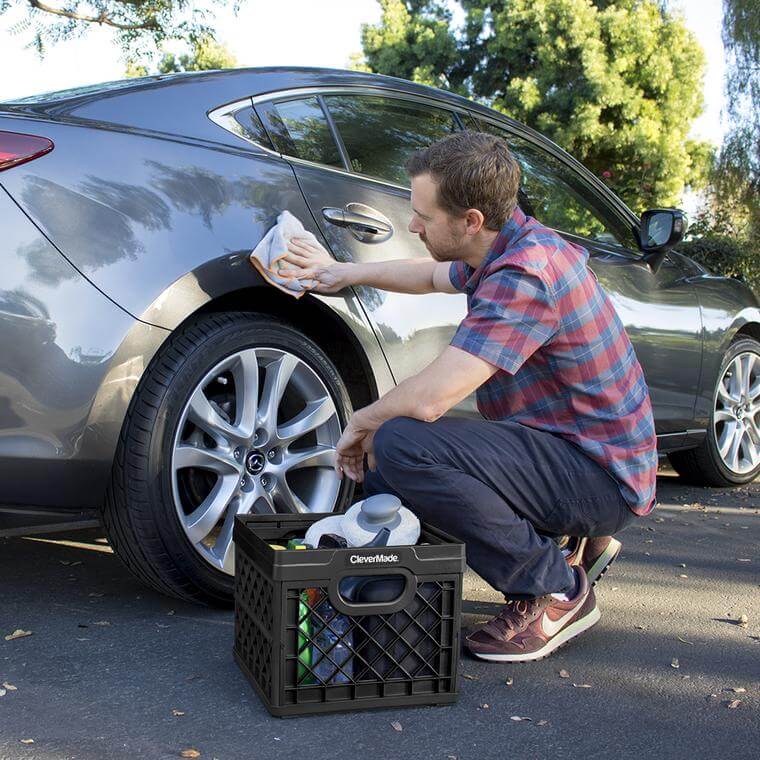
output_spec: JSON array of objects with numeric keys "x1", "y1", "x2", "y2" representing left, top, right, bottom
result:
[{"x1": 322, "y1": 204, "x2": 393, "y2": 243}]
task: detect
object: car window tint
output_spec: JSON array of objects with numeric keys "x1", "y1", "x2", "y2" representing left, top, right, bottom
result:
[
  {"x1": 257, "y1": 97, "x2": 343, "y2": 168},
  {"x1": 469, "y1": 117, "x2": 636, "y2": 248},
  {"x1": 323, "y1": 95, "x2": 459, "y2": 186}
]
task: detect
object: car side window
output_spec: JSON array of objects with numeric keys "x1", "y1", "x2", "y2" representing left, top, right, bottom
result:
[
  {"x1": 256, "y1": 97, "x2": 343, "y2": 168},
  {"x1": 322, "y1": 95, "x2": 459, "y2": 186},
  {"x1": 470, "y1": 117, "x2": 636, "y2": 249}
]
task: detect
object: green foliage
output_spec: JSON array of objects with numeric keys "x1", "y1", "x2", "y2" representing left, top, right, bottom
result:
[
  {"x1": 1, "y1": 1, "x2": 237, "y2": 59},
  {"x1": 355, "y1": 0, "x2": 712, "y2": 213},
  {"x1": 126, "y1": 34, "x2": 237, "y2": 77},
  {"x1": 679, "y1": 234, "x2": 759, "y2": 295}
]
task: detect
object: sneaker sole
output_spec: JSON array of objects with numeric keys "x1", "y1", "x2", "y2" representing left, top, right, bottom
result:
[
  {"x1": 469, "y1": 604, "x2": 601, "y2": 663},
  {"x1": 586, "y1": 537, "x2": 622, "y2": 586}
]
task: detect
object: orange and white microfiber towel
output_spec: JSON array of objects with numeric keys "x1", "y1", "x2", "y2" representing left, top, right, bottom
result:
[{"x1": 249, "y1": 210, "x2": 320, "y2": 299}]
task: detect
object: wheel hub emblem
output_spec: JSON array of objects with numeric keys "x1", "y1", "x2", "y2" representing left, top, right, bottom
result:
[{"x1": 245, "y1": 451, "x2": 266, "y2": 475}]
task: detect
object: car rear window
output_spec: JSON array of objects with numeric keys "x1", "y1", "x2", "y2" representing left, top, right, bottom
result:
[
  {"x1": 323, "y1": 94, "x2": 459, "y2": 186},
  {"x1": 256, "y1": 97, "x2": 343, "y2": 168}
]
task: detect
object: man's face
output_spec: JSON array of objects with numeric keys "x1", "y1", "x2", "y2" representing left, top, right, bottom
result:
[{"x1": 408, "y1": 173, "x2": 467, "y2": 262}]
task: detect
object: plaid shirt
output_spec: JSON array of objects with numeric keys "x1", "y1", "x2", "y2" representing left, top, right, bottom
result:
[{"x1": 448, "y1": 206, "x2": 657, "y2": 515}]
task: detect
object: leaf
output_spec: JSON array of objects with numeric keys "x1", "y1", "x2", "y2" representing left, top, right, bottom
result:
[
  {"x1": 558, "y1": 669, "x2": 571, "y2": 678},
  {"x1": 479, "y1": 703, "x2": 490, "y2": 709},
  {"x1": 537, "y1": 720, "x2": 550, "y2": 726},
  {"x1": 671, "y1": 658, "x2": 680, "y2": 669},
  {"x1": 572, "y1": 683, "x2": 592, "y2": 688},
  {"x1": 390, "y1": 720, "x2": 403, "y2": 732},
  {"x1": 92, "y1": 621, "x2": 111, "y2": 626},
  {"x1": 180, "y1": 750, "x2": 201, "y2": 758},
  {"x1": 726, "y1": 699, "x2": 742, "y2": 709},
  {"x1": 677, "y1": 637, "x2": 694, "y2": 645},
  {"x1": 172, "y1": 709, "x2": 186, "y2": 716},
  {"x1": 505, "y1": 677, "x2": 514, "y2": 686},
  {"x1": 0, "y1": 689, "x2": 6, "y2": 697},
  {"x1": 738, "y1": 614, "x2": 749, "y2": 628},
  {"x1": 2, "y1": 682, "x2": 17, "y2": 691},
  {"x1": 726, "y1": 687, "x2": 746, "y2": 694},
  {"x1": 462, "y1": 673, "x2": 479, "y2": 681},
  {"x1": 88, "y1": 592, "x2": 104, "y2": 598},
  {"x1": 4, "y1": 629, "x2": 32, "y2": 641},
  {"x1": 19, "y1": 740, "x2": 34, "y2": 745},
  {"x1": 510, "y1": 715, "x2": 532, "y2": 721}
]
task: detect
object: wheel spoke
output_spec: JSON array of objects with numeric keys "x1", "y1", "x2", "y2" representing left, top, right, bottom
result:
[
  {"x1": 283, "y1": 445, "x2": 336, "y2": 471},
  {"x1": 270, "y1": 476, "x2": 309, "y2": 513},
  {"x1": 174, "y1": 444, "x2": 238, "y2": 475},
  {"x1": 725, "y1": 425, "x2": 744, "y2": 472},
  {"x1": 213, "y1": 509, "x2": 237, "y2": 575},
  {"x1": 239, "y1": 479, "x2": 276, "y2": 515},
  {"x1": 184, "y1": 474, "x2": 239, "y2": 544},
  {"x1": 717, "y1": 378, "x2": 737, "y2": 407},
  {"x1": 277, "y1": 396, "x2": 336, "y2": 444},
  {"x1": 187, "y1": 386, "x2": 238, "y2": 443},
  {"x1": 258, "y1": 354, "x2": 299, "y2": 437},
  {"x1": 730, "y1": 356, "x2": 745, "y2": 400},
  {"x1": 713, "y1": 408, "x2": 736, "y2": 425},
  {"x1": 231, "y1": 348, "x2": 260, "y2": 439}
]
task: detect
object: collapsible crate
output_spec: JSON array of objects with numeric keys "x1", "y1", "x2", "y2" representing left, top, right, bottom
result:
[{"x1": 233, "y1": 513, "x2": 465, "y2": 717}]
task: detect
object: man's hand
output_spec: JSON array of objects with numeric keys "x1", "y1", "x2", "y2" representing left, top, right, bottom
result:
[
  {"x1": 335, "y1": 416, "x2": 376, "y2": 483},
  {"x1": 282, "y1": 237, "x2": 354, "y2": 294}
]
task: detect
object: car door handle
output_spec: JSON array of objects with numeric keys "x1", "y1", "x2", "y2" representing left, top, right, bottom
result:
[{"x1": 321, "y1": 204, "x2": 393, "y2": 243}]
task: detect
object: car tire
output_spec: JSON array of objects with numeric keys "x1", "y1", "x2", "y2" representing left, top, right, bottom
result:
[
  {"x1": 668, "y1": 337, "x2": 760, "y2": 487},
  {"x1": 102, "y1": 311, "x2": 355, "y2": 606}
]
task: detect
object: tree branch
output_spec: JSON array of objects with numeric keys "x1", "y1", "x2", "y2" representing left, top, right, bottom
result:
[{"x1": 27, "y1": 0, "x2": 159, "y2": 31}]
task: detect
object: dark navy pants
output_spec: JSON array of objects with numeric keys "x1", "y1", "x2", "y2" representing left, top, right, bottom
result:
[{"x1": 362, "y1": 415, "x2": 636, "y2": 600}]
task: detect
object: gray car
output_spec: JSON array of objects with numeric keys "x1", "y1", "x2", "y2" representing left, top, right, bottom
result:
[{"x1": 1, "y1": 66, "x2": 758, "y2": 604}]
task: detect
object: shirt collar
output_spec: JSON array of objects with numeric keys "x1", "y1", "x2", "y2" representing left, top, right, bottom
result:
[{"x1": 463, "y1": 206, "x2": 528, "y2": 293}]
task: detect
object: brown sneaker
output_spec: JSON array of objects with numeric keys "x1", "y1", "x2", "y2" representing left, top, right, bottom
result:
[
  {"x1": 464, "y1": 567, "x2": 600, "y2": 662},
  {"x1": 566, "y1": 536, "x2": 622, "y2": 585}
]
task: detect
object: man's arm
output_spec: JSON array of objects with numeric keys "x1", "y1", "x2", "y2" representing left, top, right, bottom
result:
[
  {"x1": 334, "y1": 344, "x2": 497, "y2": 480},
  {"x1": 282, "y1": 237, "x2": 458, "y2": 294}
]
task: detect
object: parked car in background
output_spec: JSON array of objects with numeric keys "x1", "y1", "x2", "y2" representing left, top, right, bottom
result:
[{"x1": 1, "y1": 67, "x2": 758, "y2": 604}]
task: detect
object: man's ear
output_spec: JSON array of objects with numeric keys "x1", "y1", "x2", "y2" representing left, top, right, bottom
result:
[{"x1": 464, "y1": 208, "x2": 486, "y2": 236}]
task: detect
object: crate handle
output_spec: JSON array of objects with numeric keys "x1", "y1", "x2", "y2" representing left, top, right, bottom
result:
[{"x1": 327, "y1": 568, "x2": 417, "y2": 616}]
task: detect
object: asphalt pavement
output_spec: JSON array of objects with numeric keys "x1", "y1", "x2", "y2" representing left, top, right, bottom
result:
[{"x1": 1, "y1": 465, "x2": 758, "y2": 760}]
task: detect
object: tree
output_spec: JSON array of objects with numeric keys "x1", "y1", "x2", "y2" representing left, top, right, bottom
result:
[
  {"x1": 1, "y1": 0, "x2": 237, "y2": 58},
  {"x1": 354, "y1": 0, "x2": 711, "y2": 213},
  {"x1": 125, "y1": 34, "x2": 237, "y2": 77}
]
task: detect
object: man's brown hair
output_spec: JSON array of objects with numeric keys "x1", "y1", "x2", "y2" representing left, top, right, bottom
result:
[{"x1": 405, "y1": 130, "x2": 521, "y2": 231}]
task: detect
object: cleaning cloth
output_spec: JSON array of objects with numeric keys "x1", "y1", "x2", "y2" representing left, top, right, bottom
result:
[{"x1": 249, "y1": 210, "x2": 320, "y2": 299}]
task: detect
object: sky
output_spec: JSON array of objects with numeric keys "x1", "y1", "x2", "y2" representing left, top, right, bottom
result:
[{"x1": 0, "y1": 0, "x2": 726, "y2": 148}]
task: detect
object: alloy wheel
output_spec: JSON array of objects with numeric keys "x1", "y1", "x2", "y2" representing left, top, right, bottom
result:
[
  {"x1": 171, "y1": 347, "x2": 342, "y2": 574},
  {"x1": 712, "y1": 350, "x2": 760, "y2": 475}
]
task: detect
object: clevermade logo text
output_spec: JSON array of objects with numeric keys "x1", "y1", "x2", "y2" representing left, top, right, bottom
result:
[{"x1": 349, "y1": 553, "x2": 400, "y2": 564}]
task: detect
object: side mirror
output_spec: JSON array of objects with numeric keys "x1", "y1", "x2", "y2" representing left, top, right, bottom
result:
[{"x1": 639, "y1": 209, "x2": 687, "y2": 253}]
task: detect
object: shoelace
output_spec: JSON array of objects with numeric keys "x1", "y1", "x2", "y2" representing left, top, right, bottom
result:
[{"x1": 480, "y1": 598, "x2": 543, "y2": 640}]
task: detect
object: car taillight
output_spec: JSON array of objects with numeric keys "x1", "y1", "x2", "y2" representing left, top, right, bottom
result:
[{"x1": 0, "y1": 130, "x2": 54, "y2": 172}]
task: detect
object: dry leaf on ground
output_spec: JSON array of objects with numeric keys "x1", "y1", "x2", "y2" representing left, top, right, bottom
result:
[
  {"x1": 4, "y1": 630, "x2": 32, "y2": 641},
  {"x1": 671, "y1": 659, "x2": 680, "y2": 669},
  {"x1": 462, "y1": 674, "x2": 479, "y2": 681},
  {"x1": 537, "y1": 720, "x2": 550, "y2": 726},
  {"x1": 726, "y1": 699, "x2": 742, "y2": 709},
  {"x1": 172, "y1": 709, "x2": 186, "y2": 716},
  {"x1": 505, "y1": 677, "x2": 514, "y2": 686},
  {"x1": 19, "y1": 740, "x2": 34, "y2": 745},
  {"x1": 726, "y1": 687, "x2": 746, "y2": 694},
  {"x1": 0, "y1": 689, "x2": 6, "y2": 697},
  {"x1": 510, "y1": 716, "x2": 532, "y2": 722},
  {"x1": 677, "y1": 637, "x2": 694, "y2": 645},
  {"x1": 573, "y1": 683, "x2": 592, "y2": 688},
  {"x1": 390, "y1": 721, "x2": 403, "y2": 732},
  {"x1": 558, "y1": 669, "x2": 570, "y2": 678},
  {"x1": 93, "y1": 621, "x2": 111, "y2": 626},
  {"x1": 738, "y1": 614, "x2": 749, "y2": 628},
  {"x1": 2, "y1": 682, "x2": 17, "y2": 691},
  {"x1": 180, "y1": 750, "x2": 200, "y2": 758}
]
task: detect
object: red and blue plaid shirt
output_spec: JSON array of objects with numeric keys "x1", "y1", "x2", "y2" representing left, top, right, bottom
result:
[{"x1": 449, "y1": 206, "x2": 657, "y2": 515}]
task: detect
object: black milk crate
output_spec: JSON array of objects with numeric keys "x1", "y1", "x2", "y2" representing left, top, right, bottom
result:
[{"x1": 233, "y1": 512, "x2": 465, "y2": 717}]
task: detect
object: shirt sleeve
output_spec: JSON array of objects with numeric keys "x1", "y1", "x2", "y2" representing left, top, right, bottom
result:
[
  {"x1": 449, "y1": 268, "x2": 559, "y2": 374},
  {"x1": 448, "y1": 260, "x2": 469, "y2": 292}
]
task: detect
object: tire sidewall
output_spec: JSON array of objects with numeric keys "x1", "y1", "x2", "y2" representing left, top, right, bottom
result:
[
  {"x1": 145, "y1": 313, "x2": 355, "y2": 601},
  {"x1": 704, "y1": 337, "x2": 760, "y2": 485}
]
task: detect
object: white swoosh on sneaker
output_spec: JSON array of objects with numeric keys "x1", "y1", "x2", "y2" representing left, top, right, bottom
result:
[{"x1": 542, "y1": 600, "x2": 584, "y2": 637}]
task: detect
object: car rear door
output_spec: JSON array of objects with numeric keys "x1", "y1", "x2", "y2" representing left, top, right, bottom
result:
[
  {"x1": 470, "y1": 116, "x2": 703, "y2": 439},
  {"x1": 253, "y1": 89, "x2": 474, "y2": 414}
]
